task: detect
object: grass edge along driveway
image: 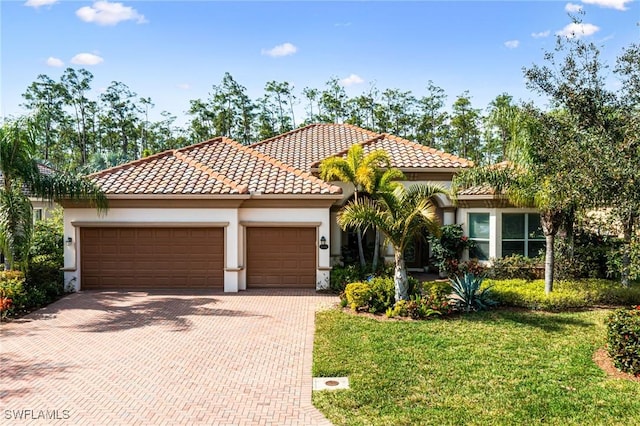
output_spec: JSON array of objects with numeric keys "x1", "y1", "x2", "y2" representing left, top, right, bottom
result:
[{"x1": 313, "y1": 309, "x2": 640, "y2": 425}]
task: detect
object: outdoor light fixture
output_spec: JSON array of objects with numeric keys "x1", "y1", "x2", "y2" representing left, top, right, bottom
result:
[
  {"x1": 319, "y1": 236, "x2": 328, "y2": 250},
  {"x1": 65, "y1": 237, "x2": 73, "y2": 246}
]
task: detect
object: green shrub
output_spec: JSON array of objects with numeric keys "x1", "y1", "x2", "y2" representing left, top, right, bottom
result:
[
  {"x1": 0, "y1": 271, "x2": 27, "y2": 319},
  {"x1": 29, "y1": 208, "x2": 64, "y2": 265},
  {"x1": 367, "y1": 277, "x2": 396, "y2": 313},
  {"x1": 487, "y1": 278, "x2": 640, "y2": 311},
  {"x1": 330, "y1": 264, "x2": 369, "y2": 292},
  {"x1": 429, "y1": 224, "x2": 475, "y2": 276},
  {"x1": 345, "y1": 276, "x2": 422, "y2": 314},
  {"x1": 606, "y1": 307, "x2": 640, "y2": 376},
  {"x1": 449, "y1": 273, "x2": 496, "y2": 313},
  {"x1": 345, "y1": 282, "x2": 373, "y2": 311},
  {"x1": 386, "y1": 294, "x2": 449, "y2": 319},
  {"x1": 423, "y1": 280, "x2": 451, "y2": 300},
  {"x1": 487, "y1": 255, "x2": 543, "y2": 280}
]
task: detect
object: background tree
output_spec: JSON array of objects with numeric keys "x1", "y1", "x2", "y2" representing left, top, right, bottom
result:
[
  {"x1": 415, "y1": 81, "x2": 449, "y2": 149},
  {"x1": 524, "y1": 21, "x2": 640, "y2": 286},
  {"x1": 447, "y1": 92, "x2": 483, "y2": 164}
]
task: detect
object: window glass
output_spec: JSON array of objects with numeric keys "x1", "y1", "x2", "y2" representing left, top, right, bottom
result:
[
  {"x1": 501, "y1": 213, "x2": 545, "y2": 258},
  {"x1": 469, "y1": 213, "x2": 490, "y2": 239},
  {"x1": 528, "y1": 241, "x2": 545, "y2": 258},
  {"x1": 528, "y1": 214, "x2": 544, "y2": 239},
  {"x1": 502, "y1": 241, "x2": 525, "y2": 257},
  {"x1": 470, "y1": 241, "x2": 490, "y2": 261},
  {"x1": 33, "y1": 209, "x2": 43, "y2": 222},
  {"x1": 502, "y1": 214, "x2": 524, "y2": 239}
]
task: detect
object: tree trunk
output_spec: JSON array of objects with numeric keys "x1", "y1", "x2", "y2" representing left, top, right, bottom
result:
[
  {"x1": 544, "y1": 233, "x2": 555, "y2": 294},
  {"x1": 356, "y1": 228, "x2": 366, "y2": 269},
  {"x1": 354, "y1": 190, "x2": 366, "y2": 269},
  {"x1": 372, "y1": 228, "x2": 380, "y2": 272},
  {"x1": 394, "y1": 249, "x2": 409, "y2": 301},
  {"x1": 621, "y1": 213, "x2": 633, "y2": 288},
  {"x1": 541, "y1": 209, "x2": 563, "y2": 294}
]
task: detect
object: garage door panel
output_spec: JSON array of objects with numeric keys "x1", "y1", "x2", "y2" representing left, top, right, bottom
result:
[
  {"x1": 81, "y1": 227, "x2": 224, "y2": 290},
  {"x1": 246, "y1": 227, "x2": 315, "y2": 288}
]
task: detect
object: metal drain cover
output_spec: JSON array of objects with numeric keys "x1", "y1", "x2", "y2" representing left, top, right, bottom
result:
[{"x1": 312, "y1": 377, "x2": 349, "y2": 390}]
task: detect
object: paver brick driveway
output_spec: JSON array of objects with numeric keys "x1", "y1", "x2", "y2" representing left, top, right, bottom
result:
[{"x1": 1, "y1": 289, "x2": 337, "y2": 425}]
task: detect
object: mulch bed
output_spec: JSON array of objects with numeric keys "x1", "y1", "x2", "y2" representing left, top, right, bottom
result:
[{"x1": 593, "y1": 348, "x2": 640, "y2": 382}]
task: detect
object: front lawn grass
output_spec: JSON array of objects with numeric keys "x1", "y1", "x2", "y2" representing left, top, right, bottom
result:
[{"x1": 313, "y1": 309, "x2": 640, "y2": 425}]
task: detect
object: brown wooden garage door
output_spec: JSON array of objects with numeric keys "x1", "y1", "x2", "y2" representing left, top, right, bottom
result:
[
  {"x1": 246, "y1": 227, "x2": 316, "y2": 288},
  {"x1": 81, "y1": 227, "x2": 224, "y2": 290}
]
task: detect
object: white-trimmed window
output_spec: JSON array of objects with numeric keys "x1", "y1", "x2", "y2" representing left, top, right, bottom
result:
[
  {"x1": 468, "y1": 213, "x2": 490, "y2": 260},
  {"x1": 501, "y1": 213, "x2": 545, "y2": 258}
]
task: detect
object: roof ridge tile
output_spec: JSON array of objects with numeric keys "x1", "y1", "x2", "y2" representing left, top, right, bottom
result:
[
  {"x1": 227, "y1": 137, "x2": 341, "y2": 193},
  {"x1": 383, "y1": 133, "x2": 474, "y2": 167},
  {"x1": 173, "y1": 150, "x2": 249, "y2": 194},
  {"x1": 309, "y1": 133, "x2": 385, "y2": 168},
  {"x1": 248, "y1": 123, "x2": 320, "y2": 148}
]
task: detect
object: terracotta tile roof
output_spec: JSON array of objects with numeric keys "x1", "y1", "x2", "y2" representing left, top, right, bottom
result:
[
  {"x1": 310, "y1": 133, "x2": 474, "y2": 169},
  {"x1": 89, "y1": 137, "x2": 341, "y2": 196},
  {"x1": 251, "y1": 123, "x2": 473, "y2": 171},
  {"x1": 250, "y1": 123, "x2": 381, "y2": 171},
  {"x1": 456, "y1": 185, "x2": 497, "y2": 196}
]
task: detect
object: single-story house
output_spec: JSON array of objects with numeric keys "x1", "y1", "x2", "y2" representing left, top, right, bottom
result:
[{"x1": 60, "y1": 123, "x2": 543, "y2": 292}]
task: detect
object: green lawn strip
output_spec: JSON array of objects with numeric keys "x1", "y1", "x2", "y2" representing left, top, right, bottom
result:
[{"x1": 313, "y1": 310, "x2": 640, "y2": 425}]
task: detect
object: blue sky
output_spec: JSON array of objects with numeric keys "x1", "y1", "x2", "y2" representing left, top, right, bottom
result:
[{"x1": 1, "y1": 1, "x2": 638, "y2": 125}]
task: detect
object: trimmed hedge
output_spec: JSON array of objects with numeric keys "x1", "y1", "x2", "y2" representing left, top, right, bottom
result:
[
  {"x1": 607, "y1": 307, "x2": 640, "y2": 376},
  {"x1": 484, "y1": 278, "x2": 640, "y2": 311}
]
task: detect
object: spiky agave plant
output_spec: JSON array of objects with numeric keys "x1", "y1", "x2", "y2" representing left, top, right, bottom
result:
[{"x1": 449, "y1": 273, "x2": 497, "y2": 313}]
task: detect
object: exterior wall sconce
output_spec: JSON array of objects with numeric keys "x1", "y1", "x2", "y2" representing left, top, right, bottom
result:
[
  {"x1": 319, "y1": 236, "x2": 328, "y2": 250},
  {"x1": 65, "y1": 237, "x2": 74, "y2": 246}
]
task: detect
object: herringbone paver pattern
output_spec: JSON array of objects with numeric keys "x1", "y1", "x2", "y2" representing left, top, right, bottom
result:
[{"x1": 1, "y1": 289, "x2": 337, "y2": 425}]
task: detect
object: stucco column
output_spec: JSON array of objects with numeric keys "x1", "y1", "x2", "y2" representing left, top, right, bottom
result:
[
  {"x1": 443, "y1": 208, "x2": 456, "y2": 226},
  {"x1": 330, "y1": 211, "x2": 342, "y2": 265}
]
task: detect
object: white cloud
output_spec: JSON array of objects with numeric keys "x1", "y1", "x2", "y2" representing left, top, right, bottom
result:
[
  {"x1": 261, "y1": 42, "x2": 298, "y2": 57},
  {"x1": 531, "y1": 30, "x2": 551, "y2": 38},
  {"x1": 76, "y1": 1, "x2": 147, "y2": 26},
  {"x1": 340, "y1": 74, "x2": 364, "y2": 87},
  {"x1": 177, "y1": 83, "x2": 191, "y2": 90},
  {"x1": 504, "y1": 40, "x2": 520, "y2": 49},
  {"x1": 556, "y1": 22, "x2": 600, "y2": 38},
  {"x1": 581, "y1": 0, "x2": 632, "y2": 11},
  {"x1": 565, "y1": 3, "x2": 584, "y2": 12},
  {"x1": 70, "y1": 53, "x2": 104, "y2": 65},
  {"x1": 45, "y1": 56, "x2": 64, "y2": 67},
  {"x1": 24, "y1": 0, "x2": 58, "y2": 8}
]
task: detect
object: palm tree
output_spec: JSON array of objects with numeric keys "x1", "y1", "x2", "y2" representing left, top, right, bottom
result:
[
  {"x1": 368, "y1": 167, "x2": 405, "y2": 271},
  {"x1": 1, "y1": 118, "x2": 107, "y2": 270},
  {"x1": 452, "y1": 107, "x2": 572, "y2": 294},
  {"x1": 339, "y1": 184, "x2": 447, "y2": 301},
  {"x1": 320, "y1": 144, "x2": 391, "y2": 268}
]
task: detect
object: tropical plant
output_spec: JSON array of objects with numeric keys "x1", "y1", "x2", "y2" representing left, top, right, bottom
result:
[
  {"x1": 368, "y1": 167, "x2": 405, "y2": 271},
  {"x1": 429, "y1": 224, "x2": 476, "y2": 276},
  {"x1": 320, "y1": 144, "x2": 391, "y2": 268},
  {"x1": 0, "y1": 118, "x2": 107, "y2": 270},
  {"x1": 338, "y1": 183, "x2": 447, "y2": 301},
  {"x1": 449, "y1": 272, "x2": 496, "y2": 313}
]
